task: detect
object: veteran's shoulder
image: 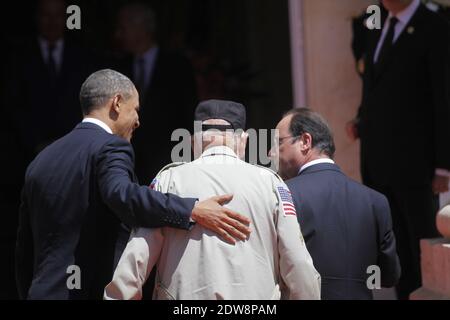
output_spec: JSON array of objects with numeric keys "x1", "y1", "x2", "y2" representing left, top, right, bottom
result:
[
  {"x1": 154, "y1": 162, "x2": 187, "y2": 178},
  {"x1": 253, "y1": 164, "x2": 285, "y2": 184}
]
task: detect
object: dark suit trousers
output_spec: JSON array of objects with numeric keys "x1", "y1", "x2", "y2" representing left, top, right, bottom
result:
[{"x1": 363, "y1": 176, "x2": 439, "y2": 300}]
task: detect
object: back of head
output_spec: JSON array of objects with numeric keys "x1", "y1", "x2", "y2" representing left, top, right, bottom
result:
[
  {"x1": 193, "y1": 100, "x2": 248, "y2": 158},
  {"x1": 79, "y1": 69, "x2": 135, "y2": 115},
  {"x1": 285, "y1": 108, "x2": 336, "y2": 159}
]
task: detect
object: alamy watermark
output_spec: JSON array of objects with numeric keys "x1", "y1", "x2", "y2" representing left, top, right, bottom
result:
[
  {"x1": 366, "y1": 265, "x2": 381, "y2": 290},
  {"x1": 66, "y1": 5, "x2": 81, "y2": 30},
  {"x1": 365, "y1": 5, "x2": 382, "y2": 30},
  {"x1": 66, "y1": 264, "x2": 81, "y2": 290},
  {"x1": 169, "y1": 121, "x2": 280, "y2": 172}
]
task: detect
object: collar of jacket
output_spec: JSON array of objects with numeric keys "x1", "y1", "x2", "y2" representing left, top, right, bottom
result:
[
  {"x1": 298, "y1": 162, "x2": 342, "y2": 176},
  {"x1": 75, "y1": 121, "x2": 108, "y2": 132},
  {"x1": 200, "y1": 145, "x2": 238, "y2": 159}
]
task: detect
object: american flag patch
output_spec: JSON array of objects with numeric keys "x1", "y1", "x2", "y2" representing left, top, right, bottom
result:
[
  {"x1": 276, "y1": 186, "x2": 297, "y2": 216},
  {"x1": 149, "y1": 178, "x2": 158, "y2": 190}
]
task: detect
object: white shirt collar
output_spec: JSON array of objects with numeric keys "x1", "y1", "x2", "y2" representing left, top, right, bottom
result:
[
  {"x1": 82, "y1": 118, "x2": 113, "y2": 134},
  {"x1": 299, "y1": 158, "x2": 335, "y2": 174},
  {"x1": 391, "y1": 0, "x2": 420, "y2": 26},
  {"x1": 200, "y1": 145, "x2": 238, "y2": 158}
]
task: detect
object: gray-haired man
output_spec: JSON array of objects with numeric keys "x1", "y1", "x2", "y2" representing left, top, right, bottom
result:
[
  {"x1": 104, "y1": 99, "x2": 320, "y2": 300},
  {"x1": 271, "y1": 108, "x2": 400, "y2": 299},
  {"x1": 16, "y1": 70, "x2": 250, "y2": 300}
]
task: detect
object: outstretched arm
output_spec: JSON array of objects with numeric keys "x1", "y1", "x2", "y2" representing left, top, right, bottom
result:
[{"x1": 97, "y1": 137, "x2": 251, "y2": 243}]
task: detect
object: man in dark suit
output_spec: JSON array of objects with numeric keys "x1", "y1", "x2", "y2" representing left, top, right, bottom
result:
[
  {"x1": 347, "y1": 0, "x2": 450, "y2": 299},
  {"x1": 15, "y1": 69, "x2": 251, "y2": 300},
  {"x1": 6, "y1": 0, "x2": 96, "y2": 164},
  {"x1": 113, "y1": 3, "x2": 198, "y2": 184},
  {"x1": 351, "y1": 2, "x2": 388, "y2": 77},
  {"x1": 271, "y1": 108, "x2": 400, "y2": 299}
]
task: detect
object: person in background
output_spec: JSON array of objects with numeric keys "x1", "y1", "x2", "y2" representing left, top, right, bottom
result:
[
  {"x1": 114, "y1": 2, "x2": 198, "y2": 184},
  {"x1": 346, "y1": 0, "x2": 450, "y2": 299},
  {"x1": 6, "y1": 0, "x2": 95, "y2": 161}
]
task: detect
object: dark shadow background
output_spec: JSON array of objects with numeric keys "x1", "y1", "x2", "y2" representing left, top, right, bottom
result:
[{"x1": 0, "y1": 0, "x2": 292, "y2": 299}]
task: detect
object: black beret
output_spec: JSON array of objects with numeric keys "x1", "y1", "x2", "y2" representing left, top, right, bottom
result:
[{"x1": 194, "y1": 99, "x2": 246, "y2": 130}]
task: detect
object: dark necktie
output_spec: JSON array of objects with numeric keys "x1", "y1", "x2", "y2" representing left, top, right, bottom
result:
[{"x1": 376, "y1": 16, "x2": 399, "y2": 71}]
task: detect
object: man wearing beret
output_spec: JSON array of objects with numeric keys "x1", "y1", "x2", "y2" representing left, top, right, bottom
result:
[
  {"x1": 104, "y1": 99, "x2": 321, "y2": 300},
  {"x1": 16, "y1": 70, "x2": 251, "y2": 300}
]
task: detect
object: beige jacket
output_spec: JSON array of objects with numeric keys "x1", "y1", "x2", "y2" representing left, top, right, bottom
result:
[{"x1": 104, "y1": 146, "x2": 321, "y2": 300}]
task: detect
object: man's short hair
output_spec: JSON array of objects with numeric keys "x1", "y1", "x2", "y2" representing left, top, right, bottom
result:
[
  {"x1": 284, "y1": 108, "x2": 336, "y2": 158},
  {"x1": 79, "y1": 69, "x2": 135, "y2": 115}
]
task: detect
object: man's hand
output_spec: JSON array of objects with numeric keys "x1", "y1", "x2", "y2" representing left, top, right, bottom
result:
[
  {"x1": 345, "y1": 119, "x2": 359, "y2": 141},
  {"x1": 432, "y1": 174, "x2": 449, "y2": 194},
  {"x1": 191, "y1": 194, "x2": 251, "y2": 244}
]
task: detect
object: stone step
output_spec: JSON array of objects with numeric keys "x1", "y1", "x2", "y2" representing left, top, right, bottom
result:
[{"x1": 410, "y1": 238, "x2": 450, "y2": 299}]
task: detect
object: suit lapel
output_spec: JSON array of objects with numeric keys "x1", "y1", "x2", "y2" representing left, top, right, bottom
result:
[
  {"x1": 135, "y1": 50, "x2": 161, "y2": 109},
  {"x1": 365, "y1": 27, "x2": 382, "y2": 85},
  {"x1": 58, "y1": 41, "x2": 71, "y2": 88}
]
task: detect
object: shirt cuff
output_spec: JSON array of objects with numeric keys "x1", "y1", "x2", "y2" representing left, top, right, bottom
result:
[
  {"x1": 189, "y1": 200, "x2": 199, "y2": 229},
  {"x1": 435, "y1": 168, "x2": 450, "y2": 178}
]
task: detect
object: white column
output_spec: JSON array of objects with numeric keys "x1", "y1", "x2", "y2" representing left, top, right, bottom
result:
[{"x1": 288, "y1": 0, "x2": 307, "y2": 108}]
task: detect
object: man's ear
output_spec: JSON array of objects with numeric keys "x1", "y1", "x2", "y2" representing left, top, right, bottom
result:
[
  {"x1": 299, "y1": 133, "x2": 313, "y2": 151},
  {"x1": 112, "y1": 94, "x2": 122, "y2": 114}
]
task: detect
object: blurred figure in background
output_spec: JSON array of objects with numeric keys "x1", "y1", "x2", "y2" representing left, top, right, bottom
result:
[
  {"x1": 347, "y1": 0, "x2": 450, "y2": 299},
  {"x1": 351, "y1": 1, "x2": 388, "y2": 77},
  {"x1": 113, "y1": 2, "x2": 198, "y2": 185},
  {"x1": 6, "y1": 0, "x2": 94, "y2": 162}
]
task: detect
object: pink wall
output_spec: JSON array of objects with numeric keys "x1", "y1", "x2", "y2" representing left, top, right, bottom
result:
[{"x1": 294, "y1": 0, "x2": 374, "y2": 181}]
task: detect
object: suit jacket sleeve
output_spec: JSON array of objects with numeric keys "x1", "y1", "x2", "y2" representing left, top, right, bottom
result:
[
  {"x1": 429, "y1": 20, "x2": 450, "y2": 170},
  {"x1": 274, "y1": 182, "x2": 321, "y2": 300},
  {"x1": 96, "y1": 136, "x2": 196, "y2": 229},
  {"x1": 373, "y1": 192, "x2": 401, "y2": 287},
  {"x1": 15, "y1": 187, "x2": 34, "y2": 299}
]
